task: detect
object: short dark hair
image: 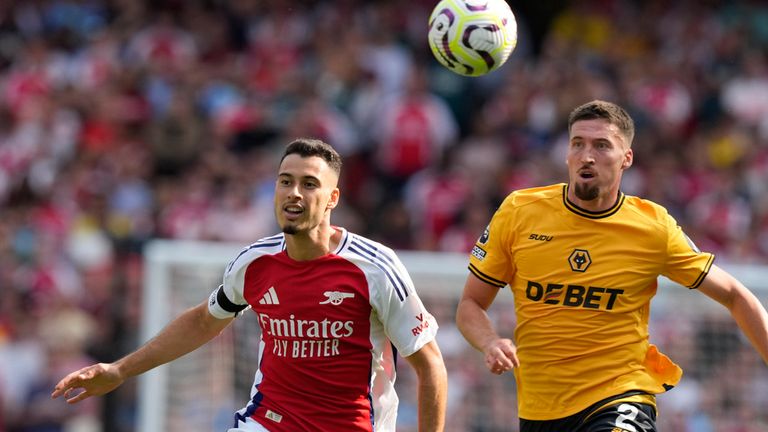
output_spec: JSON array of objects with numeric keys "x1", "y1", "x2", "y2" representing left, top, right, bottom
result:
[
  {"x1": 280, "y1": 138, "x2": 342, "y2": 176},
  {"x1": 568, "y1": 100, "x2": 635, "y2": 147}
]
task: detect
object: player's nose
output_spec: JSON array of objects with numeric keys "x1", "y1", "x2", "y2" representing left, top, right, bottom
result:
[{"x1": 579, "y1": 147, "x2": 597, "y2": 164}]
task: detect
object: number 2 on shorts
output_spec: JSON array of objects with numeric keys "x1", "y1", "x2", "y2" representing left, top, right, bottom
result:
[{"x1": 615, "y1": 403, "x2": 639, "y2": 432}]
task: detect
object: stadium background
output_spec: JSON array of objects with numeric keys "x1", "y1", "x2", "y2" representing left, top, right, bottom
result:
[{"x1": 1, "y1": 0, "x2": 767, "y2": 431}]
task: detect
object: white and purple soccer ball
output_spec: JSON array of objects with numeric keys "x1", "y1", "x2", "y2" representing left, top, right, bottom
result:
[{"x1": 428, "y1": 0, "x2": 517, "y2": 77}]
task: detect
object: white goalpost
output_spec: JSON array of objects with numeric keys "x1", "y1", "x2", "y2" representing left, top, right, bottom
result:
[{"x1": 140, "y1": 239, "x2": 768, "y2": 432}]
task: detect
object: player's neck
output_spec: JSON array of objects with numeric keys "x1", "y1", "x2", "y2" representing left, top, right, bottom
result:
[{"x1": 284, "y1": 224, "x2": 341, "y2": 261}]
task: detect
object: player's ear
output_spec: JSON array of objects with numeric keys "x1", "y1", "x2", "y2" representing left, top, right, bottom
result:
[
  {"x1": 621, "y1": 148, "x2": 633, "y2": 170},
  {"x1": 327, "y1": 188, "x2": 340, "y2": 210}
]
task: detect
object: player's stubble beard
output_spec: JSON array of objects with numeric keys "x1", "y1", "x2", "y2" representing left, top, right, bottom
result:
[
  {"x1": 279, "y1": 200, "x2": 331, "y2": 236},
  {"x1": 280, "y1": 214, "x2": 318, "y2": 236},
  {"x1": 282, "y1": 225, "x2": 298, "y2": 235},
  {"x1": 280, "y1": 216, "x2": 311, "y2": 235},
  {"x1": 279, "y1": 212, "x2": 302, "y2": 235},
  {"x1": 573, "y1": 182, "x2": 599, "y2": 201}
]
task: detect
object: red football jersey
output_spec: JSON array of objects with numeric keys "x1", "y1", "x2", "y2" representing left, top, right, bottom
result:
[{"x1": 208, "y1": 228, "x2": 438, "y2": 431}]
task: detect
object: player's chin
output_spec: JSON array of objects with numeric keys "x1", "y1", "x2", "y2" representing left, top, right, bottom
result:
[
  {"x1": 281, "y1": 223, "x2": 299, "y2": 235},
  {"x1": 573, "y1": 182, "x2": 600, "y2": 201}
]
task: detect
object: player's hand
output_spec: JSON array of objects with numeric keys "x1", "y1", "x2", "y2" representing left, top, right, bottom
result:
[
  {"x1": 483, "y1": 338, "x2": 519, "y2": 375},
  {"x1": 51, "y1": 363, "x2": 124, "y2": 404}
]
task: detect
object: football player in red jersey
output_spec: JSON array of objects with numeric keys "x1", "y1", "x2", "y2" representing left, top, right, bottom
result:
[{"x1": 52, "y1": 138, "x2": 447, "y2": 432}]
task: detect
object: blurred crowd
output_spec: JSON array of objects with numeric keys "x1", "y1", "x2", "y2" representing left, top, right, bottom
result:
[{"x1": 1, "y1": 0, "x2": 768, "y2": 431}]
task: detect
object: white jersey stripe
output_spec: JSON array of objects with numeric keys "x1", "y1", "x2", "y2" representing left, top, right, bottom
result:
[
  {"x1": 267, "y1": 287, "x2": 278, "y2": 304},
  {"x1": 258, "y1": 287, "x2": 280, "y2": 305},
  {"x1": 349, "y1": 238, "x2": 410, "y2": 297},
  {"x1": 348, "y1": 241, "x2": 409, "y2": 301},
  {"x1": 227, "y1": 235, "x2": 286, "y2": 273}
]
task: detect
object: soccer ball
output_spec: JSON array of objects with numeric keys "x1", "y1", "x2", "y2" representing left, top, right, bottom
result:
[{"x1": 428, "y1": 0, "x2": 517, "y2": 77}]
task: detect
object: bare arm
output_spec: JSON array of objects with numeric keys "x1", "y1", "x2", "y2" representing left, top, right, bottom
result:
[
  {"x1": 455, "y1": 273, "x2": 519, "y2": 374},
  {"x1": 51, "y1": 300, "x2": 234, "y2": 403},
  {"x1": 698, "y1": 264, "x2": 768, "y2": 365},
  {"x1": 404, "y1": 340, "x2": 447, "y2": 432}
]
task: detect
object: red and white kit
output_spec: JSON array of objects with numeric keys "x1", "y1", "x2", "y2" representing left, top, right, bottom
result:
[{"x1": 208, "y1": 228, "x2": 438, "y2": 432}]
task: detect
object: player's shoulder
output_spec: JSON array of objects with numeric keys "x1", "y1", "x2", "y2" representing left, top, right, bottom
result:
[
  {"x1": 341, "y1": 231, "x2": 412, "y2": 279},
  {"x1": 499, "y1": 183, "x2": 564, "y2": 211},
  {"x1": 341, "y1": 231, "x2": 413, "y2": 300},
  {"x1": 225, "y1": 233, "x2": 286, "y2": 274},
  {"x1": 343, "y1": 231, "x2": 400, "y2": 264},
  {"x1": 624, "y1": 195, "x2": 669, "y2": 219},
  {"x1": 622, "y1": 194, "x2": 673, "y2": 223}
]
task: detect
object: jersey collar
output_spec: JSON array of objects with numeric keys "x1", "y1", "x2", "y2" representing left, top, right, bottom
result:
[
  {"x1": 562, "y1": 184, "x2": 625, "y2": 219},
  {"x1": 332, "y1": 226, "x2": 349, "y2": 254}
]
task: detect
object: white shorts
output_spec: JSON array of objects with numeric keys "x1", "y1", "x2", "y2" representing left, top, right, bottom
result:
[{"x1": 228, "y1": 416, "x2": 270, "y2": 432}]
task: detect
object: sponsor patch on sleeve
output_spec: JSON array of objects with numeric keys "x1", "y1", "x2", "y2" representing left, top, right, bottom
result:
[
  {"x1": 478, "y1": 225, "x2": 490, "y2": 245},
  {"x1": 471, "y1": 245, "x2": 487, "y2": 260},
  {"x1": 265, "y1": 409, "x2": 283, "y2": 423}
]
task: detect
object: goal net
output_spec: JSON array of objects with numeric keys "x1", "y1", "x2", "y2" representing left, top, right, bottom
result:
[{"x1": 140, "y1": 239, "x2": 768, "y2": 431}]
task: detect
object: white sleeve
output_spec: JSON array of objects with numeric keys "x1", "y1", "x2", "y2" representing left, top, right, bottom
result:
[
  {"x1": 370, "y1": 249, "x2": 439, "y2": 357},
  {"x1": 207, "y1": 255, "x2": 250, "y2": 319}
]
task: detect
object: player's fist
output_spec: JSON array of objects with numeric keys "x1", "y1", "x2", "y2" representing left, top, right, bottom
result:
[
  {"x1": 51, "y1": 363, "x2": 124, "y2": 404},
  {"x1": 482, "y1": 338, "x2": 519, "y2": 375}
]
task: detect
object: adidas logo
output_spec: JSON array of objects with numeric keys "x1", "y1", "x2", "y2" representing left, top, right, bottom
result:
[{"x1": 259, "y1": 287, "x2": 280, "y2": 305}]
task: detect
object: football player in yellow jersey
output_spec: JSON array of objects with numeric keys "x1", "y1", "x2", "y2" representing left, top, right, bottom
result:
[{"x1": 456, "y1": 100, "x2": 768, "y2": 432}]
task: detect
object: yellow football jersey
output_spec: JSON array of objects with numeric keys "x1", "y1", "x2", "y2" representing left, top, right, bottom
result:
[{"x1": 469, "y1": 183, "x2": 714, "y2": 420}]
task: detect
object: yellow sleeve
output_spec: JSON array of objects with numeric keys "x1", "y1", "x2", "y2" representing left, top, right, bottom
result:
[
  {"x1": 662, "y1": 212, "x2": 715, "y2": 289},
  {"x1": 468, "y1": 196, "x2": 516, "y2": 288}
]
